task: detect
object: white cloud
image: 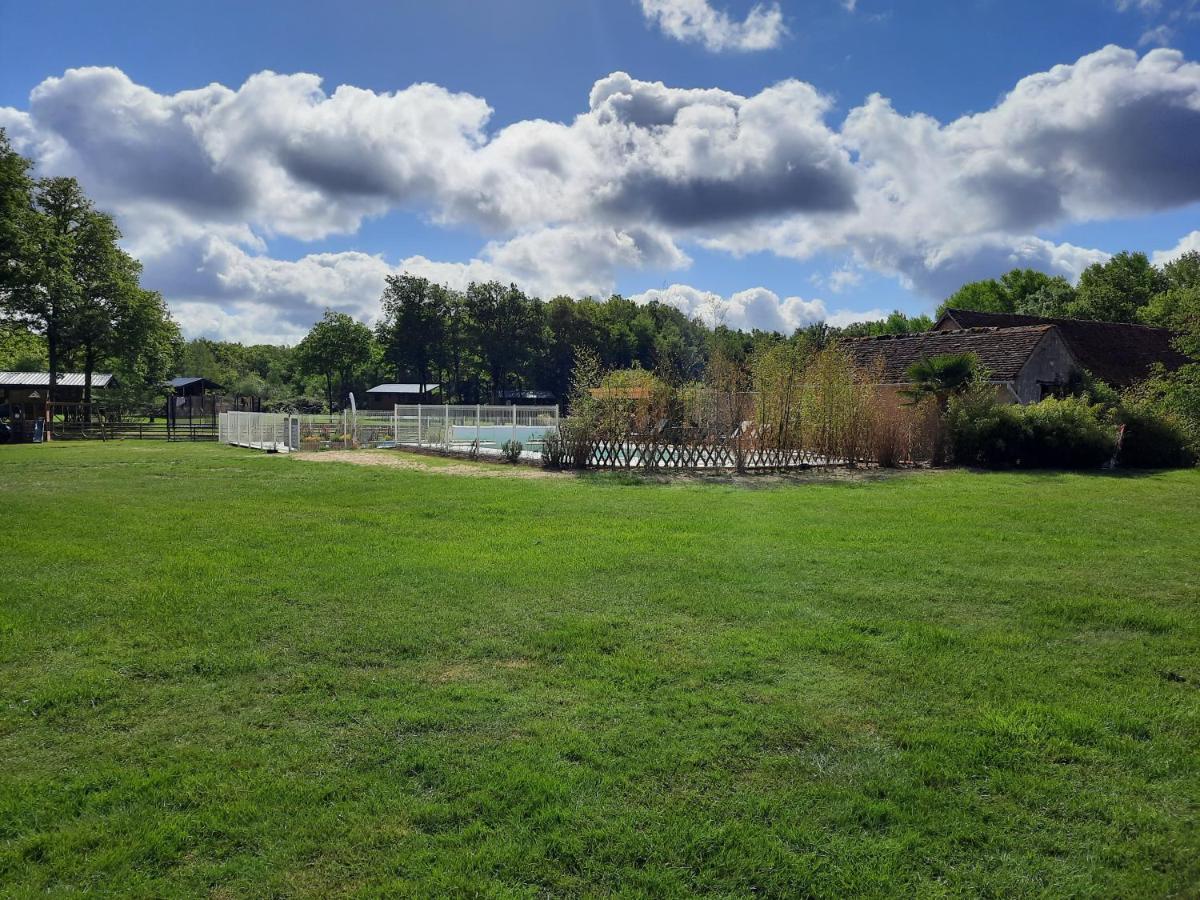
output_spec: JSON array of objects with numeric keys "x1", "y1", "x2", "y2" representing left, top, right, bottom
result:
[
  {"x1": 5, "y1": 45, "x2": 1200, "y2": 339},
  {"x1": 1152, "y1": 229, "x2": 1200, "y2": 265},
  {"x1": 630, "y1": 283, "x2": 887, "y2": 332},
  {"x1": 1139, "y1": 24, "x2": 1175, "y2": 44},
  {"x1": 637, "y1": 0, "x2": 787, "y2": 52},
  {"x1": 828, "y1": 266, "x2": 864, "y2": 292}
]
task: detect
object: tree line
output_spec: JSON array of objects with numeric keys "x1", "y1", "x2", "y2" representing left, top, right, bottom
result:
[{"x1": 939, "y1": 251, "x2": 1200, "y2": 349}]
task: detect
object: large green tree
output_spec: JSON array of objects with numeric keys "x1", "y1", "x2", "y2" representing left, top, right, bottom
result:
[
  {"x1": 937, "y1": 268, "x2": 1076, "y2": 319},
  {"x1": 1140, "y1": 251, "x2": 1200, "y2": 358},
  {"x1": 1070, "y1": 252, "x2": 1167, "y2": 323},
  {"x1": 463, "y1": 281, "x2": 546, "y2": 400},
  {"x1": 295, "y1": 310, "x2": 373, "y2": 411},
  {"x1": 376, "y1": 274, "x2": 449, "y2": 393}
]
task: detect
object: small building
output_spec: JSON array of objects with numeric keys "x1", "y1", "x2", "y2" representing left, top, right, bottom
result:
[
  {"x1": 0, "y1": 371, "x2": 115, "y2": 441},
  {"x1": 842, "y1": 326, "x2": 1077, "y2": 404},
  {"x1": 934, "y1": 309, "x2": 1190, "y2": 387},
  {"x1": 0, "y1": 371, "x2": 115, "y2": 414},
  {"x1": 167, "y1": 376, "x2": 225, "y2": 397},
  {"x1": 165, "y1": 376, "x2": 228, "y2": 420},
  {"x1": 364, "y1": 383, "x2": 441, "y2": 411}
]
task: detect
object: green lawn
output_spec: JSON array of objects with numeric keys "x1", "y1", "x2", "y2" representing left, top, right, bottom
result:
[{"x1": 1, "y1": 443, "x2": 1198, "y2": 897}]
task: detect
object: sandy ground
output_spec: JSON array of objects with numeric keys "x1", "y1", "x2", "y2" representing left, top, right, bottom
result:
[{"x1": 290, "y1": 450, "x2": 568, "y2": 479}]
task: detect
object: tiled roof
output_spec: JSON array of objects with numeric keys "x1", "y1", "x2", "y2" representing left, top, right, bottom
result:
[
  {"x1": 937, "y1": 309, "x2": 1191, "y2": 386},
  {"x1": 840, "y1": 326, "x2": 1056, "y2": 383},
  {"x1": 0, "y1": 371, "x2": 114, "y2": 388}
]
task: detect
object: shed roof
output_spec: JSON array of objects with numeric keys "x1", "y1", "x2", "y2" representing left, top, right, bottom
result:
[
  {"x1": 168, "y1": 376, "x2": 225, "y2": 391},
  {"x1": 0, "y1": 371, "x2": 114, "y2": 388},
  {"x1": 841, "y1": 326, "x2": 1056, "y2": 383},
  {"x1": 366, "y1": 383, "x2": 441, "y2": 394},
  {"x1": 936, "y1": 309, "x2": 1191, "y2": 386}
]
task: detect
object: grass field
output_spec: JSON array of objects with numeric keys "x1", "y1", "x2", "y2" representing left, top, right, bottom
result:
[{"x1": 1, "y1": 443, "x2": 1198, "y2": 897}]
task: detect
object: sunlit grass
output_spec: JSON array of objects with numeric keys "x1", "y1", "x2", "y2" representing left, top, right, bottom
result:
[{"x1": 1, "y1": 442, "x2": 1197, "y2": 896}]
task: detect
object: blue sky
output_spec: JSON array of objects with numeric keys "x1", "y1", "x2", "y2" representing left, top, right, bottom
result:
[{"x1": 2, "y1": 0, "x2": 1199, "y2": 341}]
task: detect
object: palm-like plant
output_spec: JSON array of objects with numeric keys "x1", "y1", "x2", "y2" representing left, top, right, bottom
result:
[{"x1": 900, "y1": 353, "x2": 979, "y2": 407}]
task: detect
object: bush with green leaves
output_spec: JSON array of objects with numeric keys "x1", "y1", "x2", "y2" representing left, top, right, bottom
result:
[
  {"x1": 500, "y1": 439, "x2": 523, "y2": 464},
  {"x1": 1018, "y1": 397, "x2": 1116, "y2": 468},
  {"x1": 1114, "y1": 403, "x2": 1195, "y2": 469},
  {"x1": 946, "y1": 387, "x2": 1117, "y2": 469},
  {"x1": 944, "y1": 382, "x2": 1025, "y2": 467},
  {"x1": 540, "y1": 429, "x2": 568, "y2": 469}
]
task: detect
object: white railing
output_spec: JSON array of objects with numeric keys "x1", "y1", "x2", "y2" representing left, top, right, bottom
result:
[
  {"x1": 220, "y1": 404, "x2": 560, "y2": 456},
  {"x1": 218, "y1": 411, "x2": 299, "y2": 452},
  {"x1": 393, "y1": 404, "x2": 559, "y2": 454}
]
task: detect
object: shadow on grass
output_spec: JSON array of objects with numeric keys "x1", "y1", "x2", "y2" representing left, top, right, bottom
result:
[
  {"x1": 576, "y1": 466, "x2": 919, "y2": 490},
  {"x1": 961, "y1": 465, "x2": 1185, "y2": 482}
]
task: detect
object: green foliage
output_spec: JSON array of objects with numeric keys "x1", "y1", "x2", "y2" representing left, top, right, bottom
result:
[
  {"x1": 376, "y1": 274, "x2": 450, "y2": 391},
  {"x1": 539, "y1": 429, "x2": 568, "y2": 469},
  {"x1": 1114, "y1": 402, "x2": 1196, "y2": 469},
  {"x1": 937, "y1": 268, "x2": 1077, "y2": 319},
  {"x1": 0, "y1": 322, "x2": 46, "y2": 369},
  {"x1": 1122, "y1": 363, "x2": 1200, "y2": 457},
  {"x1": 1018, "y1": 397, "x2": 1118, "y2": 468},
  {"x1": 1139, "y1": 282, "x2": 1200, "y2": 358},
  {"x1": 1070, "y1": 252, "x2": 1167, "y2": 323},
  {"x1": 1019, "y1": 277, "x2": 1077, "y2": 317},
  {"x1": 939, "y1": 278, "x2": 1011, "y2": 316},
  {"x1": 1161, "y1": 250, "x2": 1200, "y2": 292},
  {"x1": 500, "y1": 439, "x2": 524, "y2": 464},
  {"x1": 899, "y1": 353, "x2": 979, "y2": 406},
  {"x1": 946, "y1": 389, "x2": 1117, "y2": 469},
  {"x1": 839, "y1": 310, "x2": 934, "y2": 338},
  {"x1": 295, "y1": 309, "x2": 374, "y2": 412}
]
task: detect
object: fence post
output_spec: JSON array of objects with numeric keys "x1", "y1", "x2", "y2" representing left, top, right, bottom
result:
[
  {"x1": 417, "y1": 404, "x2": 423, "y2": 447},
  {"x1": 444, "y1": 404, "x2": 450, "y2": 451},
  {"x1": 393, "y1": 405, "x2": 398, "y2": 447},
  {"x1": 476, "y1": 404, "x2": 481, "y2": 447},
  {"x1": 512, "y1": 404, "x2": 517, "y2": 445}
]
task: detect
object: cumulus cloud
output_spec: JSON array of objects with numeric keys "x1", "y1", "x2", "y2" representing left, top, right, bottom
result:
[
  {"x1": 630, "y1": 283, "x2": 871, "y2": 332},
  {"x1": 5, "y1": 45, "x2": 1200, "y2": 339},
  {"x1": 637, "y1": 0, "x2": 787, "y2": 52},
  {"x1": 1152, "y1": 229, "x2": 1200, "y2": 265}
]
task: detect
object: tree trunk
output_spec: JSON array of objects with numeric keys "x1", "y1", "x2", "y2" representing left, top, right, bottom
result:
[
  {"x1": 83, "y1": 343, "x2": 95, "y2": 424},
  {"x1": 325, "y1": 373, "x2": 333, "y2": 413},
  {"x1": 46, "y1": 320, "x2": 58, "y2": 439}
]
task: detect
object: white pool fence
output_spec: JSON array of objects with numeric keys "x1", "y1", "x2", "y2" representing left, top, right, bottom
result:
[{"x1": 220, "y1": 405, "x2": 559, "y2": 455}]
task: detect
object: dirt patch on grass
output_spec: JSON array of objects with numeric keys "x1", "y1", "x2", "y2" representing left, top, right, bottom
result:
[{"x1": 291, "y1": 450, "x2": 568, "y2": 479}]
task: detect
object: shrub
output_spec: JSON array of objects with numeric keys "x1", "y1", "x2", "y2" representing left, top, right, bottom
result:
[
  {"x1": 1018, "y1": 397, "x2": 1116, "y2": 469},
  {"x1": 944, "y1": 383, "x2": 1024, "y2": 467},
  {"x1": 540, "y1": 429, "x2": 567, "y2": 469},
  {"x1": 1123, "y1": 363, "x2": 1200, "y2": 462},
  {"x1": 946, "y1": 389, "x2": 1116, "y2": 469},
  {"x1": 501, "y1": 439, "x2": 524, "y2": 464},
  {"x1": 1115, "y1": 403, "x2": 1195, "y2": 469}
]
